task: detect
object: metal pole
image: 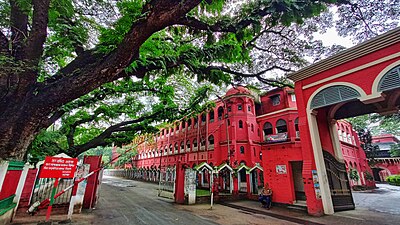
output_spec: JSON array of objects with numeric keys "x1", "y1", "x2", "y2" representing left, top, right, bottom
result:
[
  {"x1": 46, "y1": 178, "x2": 59, "y2": 221},
  {"x1": 210, "y1": 172, "x2": 214, "y2": 210}
]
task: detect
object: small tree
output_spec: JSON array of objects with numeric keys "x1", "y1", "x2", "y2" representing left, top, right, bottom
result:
[
  {"x1": 364, "y1": 171, "x2": 374, "y2": 181},
  {"x1": 349, "y1": 169, "x2": 360, "y2": 182}
]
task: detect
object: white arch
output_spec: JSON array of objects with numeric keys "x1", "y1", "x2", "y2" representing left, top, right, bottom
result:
[
  {"x1": 371, "y1": 60, "x2": 400, "y2": 96},
  {"x1": 306, "y1": 82, "x2": 367, "y2": 111},
  {"x1": 304, "y1": 82, "x2": 366, "y2": 215}
]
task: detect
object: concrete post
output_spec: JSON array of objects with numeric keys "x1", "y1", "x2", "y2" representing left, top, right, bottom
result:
[{"x1": 0, "y1": 161, "x2": 9, "y2": 193}]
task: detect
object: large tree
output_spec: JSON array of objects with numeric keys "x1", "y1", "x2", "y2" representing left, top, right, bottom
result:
[
  {"x1": 27, "y1": 72, "x2": 215, "y2": 161},
  {"x1": 1, "y1": 0, "x2": 350, "y2": 160},
  {"x1": 3, "y1": 0, "x2": 400, "y2": 160}
]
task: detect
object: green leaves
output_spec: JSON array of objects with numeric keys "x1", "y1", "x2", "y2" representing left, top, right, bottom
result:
[{"x1": 98, "y1": 0, "x2": 145, "y2": 53}]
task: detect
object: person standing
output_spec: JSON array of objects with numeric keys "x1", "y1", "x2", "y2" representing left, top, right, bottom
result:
[{"x1": 259, "y1": 183, "x2": 273, "y2": 209}]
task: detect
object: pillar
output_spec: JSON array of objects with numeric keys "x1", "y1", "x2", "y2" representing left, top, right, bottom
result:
[{"x1": 174, "y1": 161, "x2": 185, "y2": 204}]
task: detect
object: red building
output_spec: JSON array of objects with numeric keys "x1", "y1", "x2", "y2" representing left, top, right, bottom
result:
[
  {"x1": 131, "y1": 28, "x2": 400, "y2": 216},
  {"x1": 370, "y1": 134, "x2": 400, "y2": 181},
  {"x1": 131, "y1": 86, "x2": 374, "y2": 207}
]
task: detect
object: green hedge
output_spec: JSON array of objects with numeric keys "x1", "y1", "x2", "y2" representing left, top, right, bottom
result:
[{"x1": 386, "y1": 175, "x2": 400, "y2": 186}]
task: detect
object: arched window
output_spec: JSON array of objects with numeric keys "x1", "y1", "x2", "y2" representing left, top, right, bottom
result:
[
  {"x1": 294, "y1": 118, "x2": 300, "y2": 138},
  {"x1": 251, "y1": 124, "x2": 254, "y2": 132},
  {"x1": 201, "y1": 113, "x2": 206, "y2": 124},
  {"x1": 194, "y1": 117, "x2": 198, "y2": 127},
  {"x1": 276, "y1": 119, "x2": 287, "y2": 133},
  {"x1": 193, "y1": 139, "x2": 198, "y2": 148},
  {"x1": 338, "y1": 129, "x2": 343, "y2": 141},
  {"x1": 169, "y1": 144, "x2": 173, "y2": 154},
  {"x1": 187, "y1": 118, "x2": 192, "y2": 129},
  {"x1": 263, "y1": 122, "x2": 273, "y2": 136},
  {"x1": 310, "y1": 85, "x2": 361, "y2": 109},
  {"x1": 247, "y1": 105, "x2": 251, "y2": 112},
  {"x1": 239, "y1": 120, "x2": 243, "y2": 128},
  {"x1": 209, "y1": 110, "x2": 214, "y2": 122},
  {"x1": 208, "y1": 135, "x2": 214, "y2": 145},
  {"x1": 217, "y1": 106, "x2": 224, "y2": 120},
  {"x1": 182, "y1": 119, "x2": 186, "y2": 129},
  {"x1": 200, "y1": 137, "x2": 206, "y2": 150},
  {"x1": 240, "y1": 146, "x2": 245, "y2": 154},
  {"x1": 238, "y1": 104, "x2": 242, "y2": 110},
  {"x1": 174, "y1": 143, "x2": 178, "y2": 153},
  {"x1": 164, "y1": 146, "x2": 168, "y2": 154},
  {"x1": 186, "y1": 140, "x2": 191, "y2": 152},
  {"x1": 180, "y1": 141, "x2": 184, "y2": 152}
]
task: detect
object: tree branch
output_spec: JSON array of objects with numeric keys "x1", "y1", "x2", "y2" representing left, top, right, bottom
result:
[
  {"x1": 195, "y1": 65, "x2": 294, "y2": 88},
  {"x1": 24, "y1": 0, "x2": 51, "y2": 63},
  {"x1": 34, "y1": 0, "x2": 202, "y2": 113},
  {"x1": 10, "y1": 0, "x2": 28, "y2": 59},
  {"x1": 0, "y1": 31, "x2": 10, "y2": 55},
  {"x1": 68, "y1": 111, "x2": 162, "y2": 157}
]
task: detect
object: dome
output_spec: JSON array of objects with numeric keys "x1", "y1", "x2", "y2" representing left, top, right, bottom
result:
[{"x1": 225, "y1": 86, "x2": 251, "y2": 96}]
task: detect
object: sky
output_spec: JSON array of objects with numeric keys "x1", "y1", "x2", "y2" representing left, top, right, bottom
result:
[{"x1": 314, "y1": 28, "x2": 354, "y2": 48}]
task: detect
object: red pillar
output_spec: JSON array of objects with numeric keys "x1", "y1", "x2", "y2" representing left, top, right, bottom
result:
[
  {"x1": 233, "y1": 176, "x2": 239, "y2": 195},
  {"x1": 295, "y1": 82, "x2": 324, "y2": 216},
  {"x1": 174, "y1": 161, "x2": 185, "y2": 204},
  {"x1": 246, "y1": 173, "x2": 251, "y2": 198},
  {"x1": 83, "y1": 155, "x2": 102, "y2": 209}
]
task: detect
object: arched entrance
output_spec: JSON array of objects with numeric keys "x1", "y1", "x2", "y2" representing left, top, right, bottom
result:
[{"x1": 288, "y1": 27, "x2": 400, "y2": 216}]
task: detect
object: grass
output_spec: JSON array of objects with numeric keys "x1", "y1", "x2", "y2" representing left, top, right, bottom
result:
[{"x1": 196, "y1": 189, "x2": 211, "y2": 196}]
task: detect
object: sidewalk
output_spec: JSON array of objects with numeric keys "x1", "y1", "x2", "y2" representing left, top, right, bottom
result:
[
  {"x1": 178, "y1": 199, "x2": 400, "y2": 225},
  {"x1": 12, "y1": 177, "x2": 400, "y2": 225}
]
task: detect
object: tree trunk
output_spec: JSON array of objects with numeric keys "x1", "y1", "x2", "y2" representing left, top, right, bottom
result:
[
  {"x1": 0, "y1": 106, "x2": 45, "y2": 160},
  {"x1": 0, "y1": 0, "x2": 203, "y2": 160}
]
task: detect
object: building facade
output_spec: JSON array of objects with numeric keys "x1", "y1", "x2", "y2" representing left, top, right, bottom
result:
[
  {"x1": 370, "y1": 134, "x2": 400, "y2": 181},
  {"x1": 130, "y1": 86, "x2": 375, "y2": 207}
]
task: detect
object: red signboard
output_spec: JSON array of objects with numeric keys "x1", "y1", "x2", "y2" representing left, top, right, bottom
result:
[{"x1": 39, "y1": 157, "x2": 78, "y2": 179}]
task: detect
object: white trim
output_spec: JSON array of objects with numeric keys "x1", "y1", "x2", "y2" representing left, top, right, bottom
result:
[
  {"x1": 371, "y1": 59, "x2": 400, "y2": 95},
  {"x1": 249, "y1": 164, "x2": 264, "y2": 172},
  {"x1": 13, "y1": 163, "x2": 30, "y2": 218},
  {"x1": 195, "y1": 162, "x2": 214, "y2": 172},
  {"x1": 329, "y1": 122, "x2": 344, "y2": 161},
  {"x1": 307, "y1": 112, "x2": 334, "y2": 215},
  {"x1": 217, "y1": 164, "x2": 233, "y2": 172},
  {"x1": 256, "y1": 107, "x2": 297, "y2": 119},
  {"x1": 307, "y1": 82, "x2": 367, "y2": 110},
  {"x1": 302, "y1": 52, "x2": 400, "y2": 90}
]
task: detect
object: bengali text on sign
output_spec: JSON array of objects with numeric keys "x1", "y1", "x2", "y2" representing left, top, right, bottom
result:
[{"x1": 39, "y1": 156, "x2": 78, "y2": 179}]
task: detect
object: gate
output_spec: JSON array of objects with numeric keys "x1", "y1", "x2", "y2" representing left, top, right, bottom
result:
[
  {"x1": 30, "y1": 177, "x2": 73, "y2": 205},
  {"x1": 323, "y1": 151, "x2": 355, "y2": 211},
  {"x1": 158, "y1": 166, "x2": 176, "y2": 199}
]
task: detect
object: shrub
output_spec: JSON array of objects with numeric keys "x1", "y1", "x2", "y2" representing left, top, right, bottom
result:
[
  {"x1": 349, "y1": 169, "x2": 360, "y2": 182},
  {"x1": 364, "y1": 171, "x2": 374, "y2": 181},
  {"x1": 386, "y1": 175, "x2": 400, "y2": 186}
]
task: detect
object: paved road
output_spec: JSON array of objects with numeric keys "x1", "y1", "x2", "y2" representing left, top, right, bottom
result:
[
  {"x1": 353, "y1": 183, "x2": 400, "y2": 215},
  {"x1": 13, "y1": 177, "x2": 400, "y2": 225},
  {"x1": 91, "y1": 176, "x2": 218, "y2": 225}
]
